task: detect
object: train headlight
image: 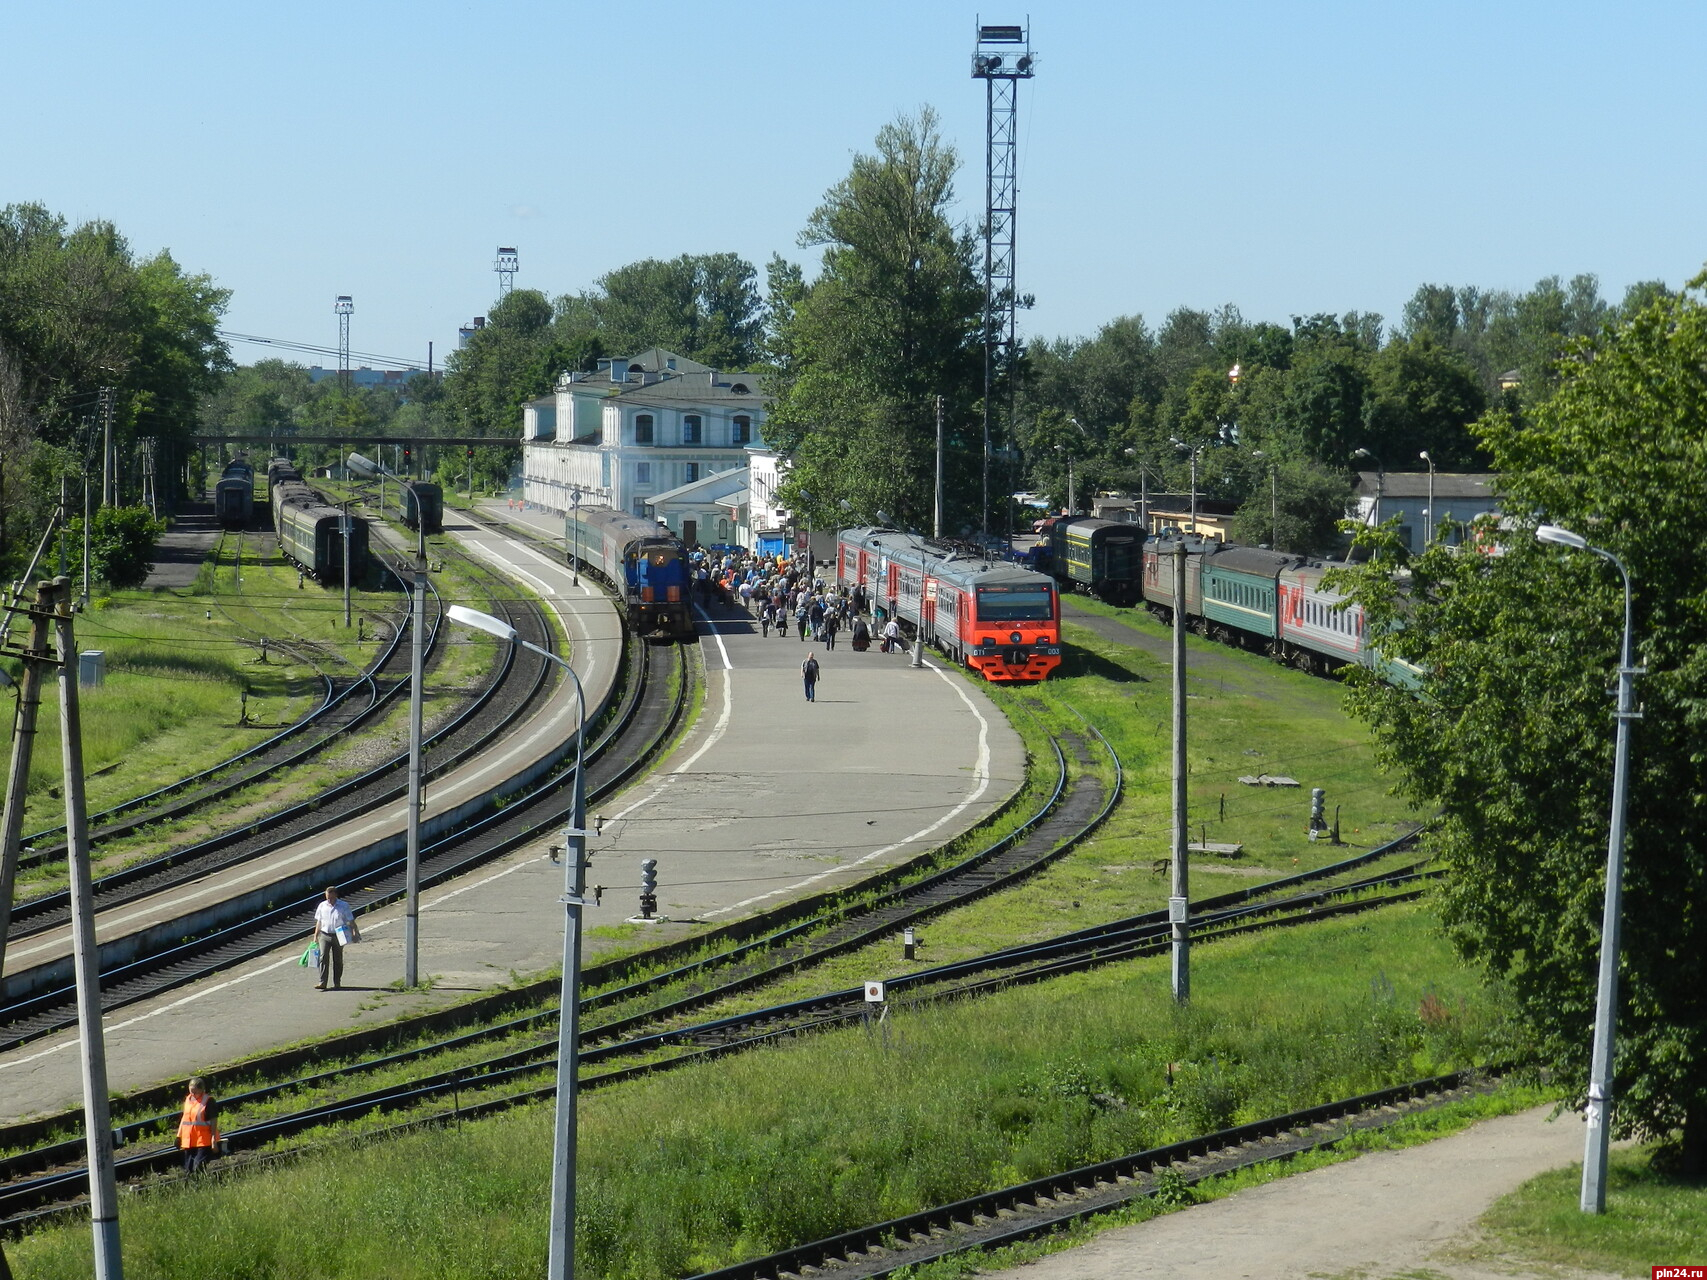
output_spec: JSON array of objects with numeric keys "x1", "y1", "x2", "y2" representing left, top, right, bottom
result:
[{"x1": 1010, "y1": 631, "x2": 1023, "y2": 645}]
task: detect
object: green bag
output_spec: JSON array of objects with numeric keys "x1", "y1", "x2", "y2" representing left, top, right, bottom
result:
[{"x1": 299, "y1": 943, "x2": 320, "y2": 968}]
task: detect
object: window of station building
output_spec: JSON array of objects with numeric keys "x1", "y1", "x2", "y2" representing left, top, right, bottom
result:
[
  {"x1": 635, "y1": 462, "x2": 651, "y2": 485},
  {"x1": 634, "y1": 414, "x2": 655, "y2": 444},
  {"x1": 733, "y1": 415, "x2": 752, "y2": 445},
  {"x1": 684, "y1": 462, "x2": 700, "y2": 483},
  {"x1": 717, "y1": 517, "x2": 731, "y2": 542},
  {"x1": 683, "y1": 415, "x2": 703, "y2": 445}
]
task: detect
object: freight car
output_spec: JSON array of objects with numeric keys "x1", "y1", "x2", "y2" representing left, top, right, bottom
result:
[
  {"x1": 563, "y1": 505, "x2": 695, "y2": 640},
  {"x1": 836, "y1": 528, "x2": 1061, "y2": 683}
]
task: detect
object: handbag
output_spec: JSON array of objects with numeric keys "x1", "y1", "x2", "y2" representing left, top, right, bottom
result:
[{"x1": 300, "y1": 944, "x2": 320, "y2": 967}]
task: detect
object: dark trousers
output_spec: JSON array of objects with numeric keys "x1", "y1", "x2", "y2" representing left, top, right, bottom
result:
[
  {"x1": 182, "y1": 1145, "x2": 214, "y2": 1174},
  {"x1": 317, "y1": 931, "x2": 344, "y2": 987}
]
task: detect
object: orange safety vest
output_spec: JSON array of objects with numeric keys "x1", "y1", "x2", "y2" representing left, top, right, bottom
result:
[{"x1": 178, "y1": 1093, "x2": 220, "y2": 1149}]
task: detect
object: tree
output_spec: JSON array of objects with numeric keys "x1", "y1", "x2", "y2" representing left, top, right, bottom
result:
[
  {"x1": 1333, "y1": 278, "x2": 1707, "y2": 1170},
  {"x1": 69, "y1": 504, "x2": 167, "y2": 589},
  {"x1": 1361, "y1": 332, "x2": 1487, "y2": 471},
  {"x1": 580, "y1": 252, "x2": 764, "y2": 369},
  {"x1": 765, "y1": 108, "x2": 984, "y2": 531}
]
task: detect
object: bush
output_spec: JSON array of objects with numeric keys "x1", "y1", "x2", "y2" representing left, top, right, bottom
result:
[{"x1": 66, "y1": 505, "x2": 167, "y2": 589}]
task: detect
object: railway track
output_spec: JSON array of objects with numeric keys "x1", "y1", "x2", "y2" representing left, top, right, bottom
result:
[
  {"x1": 687, "y1": 1067, "x2": 1503, "y2": 1280},
  {"x1": 14, "y1": 530, "x2": 416, "y2": 873},
  {"x1": 0, "y1": 531, "x2": 568, "y2": 1048}
]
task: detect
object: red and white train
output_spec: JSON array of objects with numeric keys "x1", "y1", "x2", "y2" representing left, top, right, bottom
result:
[{"x1": 835, "y1": 528, "x2": 1062, "y2": 683}]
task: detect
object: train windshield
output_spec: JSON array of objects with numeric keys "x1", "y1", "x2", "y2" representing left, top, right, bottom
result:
[{"x1": 976, "y1": 585, "x2": 1054, "y2": 622}]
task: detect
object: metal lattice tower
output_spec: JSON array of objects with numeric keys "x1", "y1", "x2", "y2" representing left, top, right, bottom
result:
[
  {"x1": 972, "y1": 21, "x2": 1034, "y2": 536},
  {"x1": 334, "y1": 295, "x2": 354, "y2": 392},
  {"x1": 495, "y1": 247, "x2": 519, "y2": 302}
]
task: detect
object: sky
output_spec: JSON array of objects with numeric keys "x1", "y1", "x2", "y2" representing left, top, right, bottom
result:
[{"x1": 6, "y1": 1, "x2": 1705, "y2": 371}]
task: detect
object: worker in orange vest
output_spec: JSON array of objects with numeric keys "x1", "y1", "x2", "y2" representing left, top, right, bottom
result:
[{"x1": 177, "y1": 1076, "x2": 221, "y2": 1173}]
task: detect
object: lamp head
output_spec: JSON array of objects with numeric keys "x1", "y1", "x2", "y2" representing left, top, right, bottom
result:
[
  {"x1": 1419, "y1": 450, "x2": 1432, "y2": 463},
  {"x1": 1535, "y1": 524, "x2": 1589, "y2": 551},
  {"x1": 447, "y1": 604, "x2": 519, "y2": 642},
  {"x1": 1352, "y1": 448, "x2": 1372, "y2": 460}
]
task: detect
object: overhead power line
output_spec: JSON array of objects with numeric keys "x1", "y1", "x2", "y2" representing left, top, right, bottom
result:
[{"x1": 218, "y1": 330, "x2": 428, "y2": 371}]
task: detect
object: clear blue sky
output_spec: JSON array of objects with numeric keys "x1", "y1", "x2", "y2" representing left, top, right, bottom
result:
[{"x1": 7, "y1": 1, "x2": 1703, "y2": 370}]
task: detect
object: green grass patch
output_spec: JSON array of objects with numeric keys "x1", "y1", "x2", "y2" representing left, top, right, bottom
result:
[
  {"x1": 1477, "y1": 1144, "x2": 1707, "y2": 1271},
  {"x1": 10, "y1": 902, "x2": 1513, "y2": 1279}
]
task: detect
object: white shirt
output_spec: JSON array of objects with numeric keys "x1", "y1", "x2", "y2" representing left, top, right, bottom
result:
[{"x1": 314, "y1": 899, "x2": 353, "y2": 935}]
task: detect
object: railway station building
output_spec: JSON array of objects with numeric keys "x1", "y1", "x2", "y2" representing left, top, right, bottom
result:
[
  {"x1": 520, "y1": 348, "x2": 781, "y2": 546},
  {"x1": 1351, "y1": 471, "x2": 1499, "y2": 554}
]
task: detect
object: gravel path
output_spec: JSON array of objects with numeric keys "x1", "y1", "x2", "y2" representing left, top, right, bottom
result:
[{"x1": 987, "y1": 1105, "x2": 1625, "y2": 1280}]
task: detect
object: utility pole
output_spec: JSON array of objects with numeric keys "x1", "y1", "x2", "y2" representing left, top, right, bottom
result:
[
  {"x1": 934, "y1": 395, "x2": 945, "y2": 539},
  {"x1": 404, "y1": 524, "x2": 427, "y2": 987},
  {"x1": 49, "y1": 577, "x2": 125, "y2": 1277},
  {"x1": 0, "y1": 583, "x2": 56, "y2": 980},
  {"x1": 98, "y1": 386, "x2": 116, "y2": 509},
  {"x1": 1170, "y1": 538, "x2": 1190, "y2": 1003},
  {"x1": 342, "y1": 502, "x2": 353, "y2": 628}
]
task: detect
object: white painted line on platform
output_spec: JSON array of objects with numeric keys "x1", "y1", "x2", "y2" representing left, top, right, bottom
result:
[{"x1": 700, "y1": 659, "x2": 993, "y2": 919}]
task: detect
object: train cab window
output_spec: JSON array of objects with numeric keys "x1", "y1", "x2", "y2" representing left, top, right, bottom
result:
[
  {"x1": 682, "y1": 415, "x2": 702, "y2": 445},
  {"x1": 634, "y1": 414, "x2": 654, "y2": 444},
  {"x1": 976, "y1": 586, "x2": 1054, "y2": 622}
]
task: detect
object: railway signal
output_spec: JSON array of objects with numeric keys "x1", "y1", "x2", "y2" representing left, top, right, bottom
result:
[{"x1": 638, "y1": 858, "x2": 658, "y2": 919}]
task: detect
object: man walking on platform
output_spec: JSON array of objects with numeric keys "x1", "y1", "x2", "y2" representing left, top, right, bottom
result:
[
  {"x1": 309, "y1": 884, "x2": 356, "y2": 990},
  {"x1": 802, "y1": 652, "x2": 821, "y2": 702}
]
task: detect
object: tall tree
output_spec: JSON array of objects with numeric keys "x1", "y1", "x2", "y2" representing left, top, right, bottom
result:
[
  {"x1": 1333, "y1": 278, "x2": 1707, "y2": 1170},
  {"x1": 765, "y1": 108, "x2": 984, "y2": 531},
  {"x1": 581, "y1": 252, "x2": 764, "y2": 369}
]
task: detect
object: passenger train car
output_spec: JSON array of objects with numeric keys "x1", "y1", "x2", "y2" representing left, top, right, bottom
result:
[
  {"x1": 345, "y1": 452, "x2": 444, "y2": 535},
  {"x1": 267, "y1": 458, "x2": 370, "y2": 584},
  {"x1": 837, "y1": 528, "x2": 1061, "y2": 683},
  {"x1": 563, "y1": 505, "x2": 695, "y2": 641},
  {"x1": 1142, "y1": 533, "x2": 1421, "y2": 690},
  {"x1": 214, "y1": 456, "x2": 255, "y2": 530},
  {"x1": 1045, "y1": 517, "x2": 1143, "y2": 605}
]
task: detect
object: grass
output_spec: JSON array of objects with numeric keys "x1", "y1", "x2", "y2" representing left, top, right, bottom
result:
[
  {"x1": 9, "y1": 903, "x2": 1515, "y2": 1279},
  {"x1": 1476, "y1": 1144, "x2": 1707, "y2": 1271}
]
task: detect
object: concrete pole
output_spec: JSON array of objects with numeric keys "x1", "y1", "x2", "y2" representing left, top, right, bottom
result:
[
  {"x1": 934, "y1": 395, "x2": 944, "y2": 540},
  {"x1": 1170, "y1": 539, "x2": 1190, "y2": 1004},
  {"x1": 342, "y1": 503, "x2": 352, "y2": 628},
  {"x1": 1188, "y1": 451, "x2": 1199, "y2": 536},
  {"x1": 0, "y1": 584, "x2": 55, "y2": 981},
  {"x1": 403, "y1": 533, "x2": 426, "y2": 988},
  {"x1": 51, "y1": 578, "x2": 125, "y2": 1278},
  {"x1": 99, "y1": 388, "x2": 114, "y2": 510},
  {"x1": 548, "y1": 666, "x2": 590, "y2": 1280},
  {"x1": 1581, "y1": 553, "x2": 1638, "y2": 1214}
]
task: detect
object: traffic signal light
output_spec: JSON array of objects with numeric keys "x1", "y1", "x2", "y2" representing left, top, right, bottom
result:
[
  {"x1": 402, "y1": 444, "x2": 412, "y2": 474},
  {"x1": 639, "y1": 858, "x2": 658, "y2": 920},
  {"x1": 466, "y1": 446, "x2": 474, "y2": 461}
]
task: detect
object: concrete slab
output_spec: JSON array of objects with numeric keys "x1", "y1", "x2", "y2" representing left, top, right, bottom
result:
[{"x1": 0, "y1": 504, "x2": 1025, "y2": 1121}]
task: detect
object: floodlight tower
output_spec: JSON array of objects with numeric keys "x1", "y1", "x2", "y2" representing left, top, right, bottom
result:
[
  {"x1": 334, "y1": 295, "x2": 354, "y2": 393},
  {"x1": 972, "y1": 20, "x2": 1035, "y2": 537},
  {"x1": 495, "y1": 246, "x2": 519, "y2": 302}
]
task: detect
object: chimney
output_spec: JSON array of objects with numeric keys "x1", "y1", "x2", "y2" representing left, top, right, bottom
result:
[{"x1": 611, "y1": 358, "x2": 630, "y2": 384}]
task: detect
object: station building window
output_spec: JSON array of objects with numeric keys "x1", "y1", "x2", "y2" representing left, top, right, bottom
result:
[
  {"x1": 634, "y1": 414, "x2": 654, "y2": 444},
  {"x1": 733, "y1": 415, "x2": 752, "y2": 445},
  {"x1": 683, "y1": 415, "x2": 702, "y2": 445}
]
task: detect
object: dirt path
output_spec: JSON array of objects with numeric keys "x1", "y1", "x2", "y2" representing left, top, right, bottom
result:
[{"x1": 987, "y1": 1105, "x2": 1624, "y2": 1280}]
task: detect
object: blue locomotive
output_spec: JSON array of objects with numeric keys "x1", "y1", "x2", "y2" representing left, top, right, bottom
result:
[{"x1": 563, "y1": 505, "x2": 695, "y2": 640}]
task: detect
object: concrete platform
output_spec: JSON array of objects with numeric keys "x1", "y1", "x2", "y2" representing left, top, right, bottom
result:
[{"x1": 0, "y1": 505, "x2": 1025, "y2": 1121}]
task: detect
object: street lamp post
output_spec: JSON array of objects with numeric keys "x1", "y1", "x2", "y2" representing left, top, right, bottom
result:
[
  {"x1": 1352, "y1": 448, "x2": 1384, "y2": 529},
  {"x1": 1535, "y1": 523, "x2": 1640, "y2": 1216},
  {"x1": 446, "y1": 605, "x2": 589, "y2": 1275},
  {"x1": 1420, "y1": 450, "x2": 1436, "y2": 548}
]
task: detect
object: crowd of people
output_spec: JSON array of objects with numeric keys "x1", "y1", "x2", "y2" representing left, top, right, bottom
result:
[{"x1": 686, "y1": 546, "x2": 907, "y2": 655}]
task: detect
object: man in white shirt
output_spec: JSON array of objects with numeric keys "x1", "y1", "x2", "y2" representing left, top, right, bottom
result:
[{"x1": 309, "y1": 885, "x2": 355, "y2": 990}]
